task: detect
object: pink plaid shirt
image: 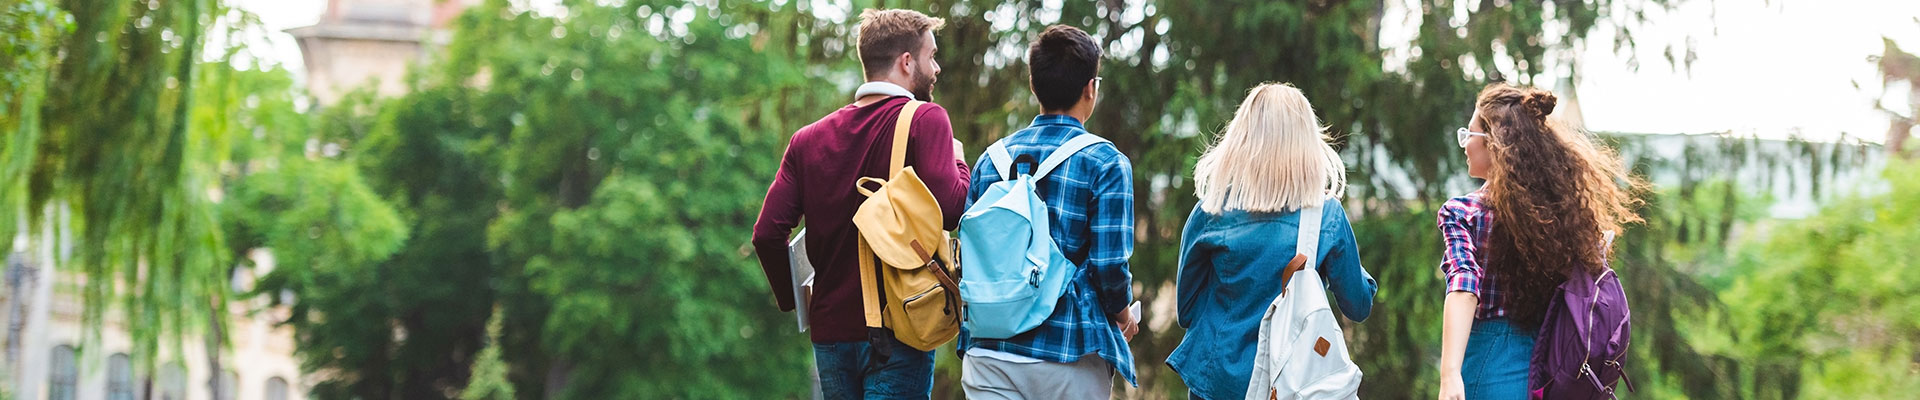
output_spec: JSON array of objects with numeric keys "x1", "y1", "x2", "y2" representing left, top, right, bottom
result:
[{"x1": 1437, "y1": 188, "x2": 1508, "y2": 320}]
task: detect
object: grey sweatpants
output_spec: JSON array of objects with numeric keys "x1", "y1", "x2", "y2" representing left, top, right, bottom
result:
[{"x1": 960, "y1": 354, "x2": 1113, "y2": 399}]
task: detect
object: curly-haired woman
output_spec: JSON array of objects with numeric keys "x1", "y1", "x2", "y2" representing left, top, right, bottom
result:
[{"x1": 1434, "y1": 84, "x2": 1644, "y2": 400}]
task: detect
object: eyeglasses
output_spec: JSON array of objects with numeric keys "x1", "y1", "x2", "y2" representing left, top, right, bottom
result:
[{"x1": 1455, "y1": 127, "x2": 1488, "y2": 148}]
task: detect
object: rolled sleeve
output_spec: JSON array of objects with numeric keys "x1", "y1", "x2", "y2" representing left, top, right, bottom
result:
[{"x1": 1437, "y1": 199, "x2": 1484, "y2": 297}]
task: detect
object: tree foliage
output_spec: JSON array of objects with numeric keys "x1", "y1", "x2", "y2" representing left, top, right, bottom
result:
[
  {"x1": 8, "y1": 0, "x2": 1905, "y2": 399},
  {"x1": 261, "y1": 0, "x2": 841, "y2": 398},
  {"x1": 1701, "y1": 159, "x2": 1920, "y2": 398},
  {"x1": 3, "y1": 0, "x2": 237, "y2": 373},
  {"x1": 264, "y1": 0, "x2": 1895, "y2": 399}
]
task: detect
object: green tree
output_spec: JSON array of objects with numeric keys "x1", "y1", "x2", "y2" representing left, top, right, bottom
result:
[
  {"x1": 226, "y1": 155, "x2": 414, "y2": 399},
  {"x1": 893, "y1": 0, "x2": 1726, "y2": 397},
  {"x1": 446, "y1": 1, "x2": 833, "y2": 397},
  {"x1": 4, "y1": 4, "x2": 425, "y2": 400},
  {"x1": 0, "y1": 0, "x2": 66, "y2": 244},
  {"x1": 461, "y1": 307, "x2": 517, "y2": 400},
  {"x1": 237, "y1": 1, "x2": 1887, "y2": 399},
  {"x1": 267, "y1": 0, "x2": 844, "y2": 398},
  {"x1": 4, "y1": 0, "x2": 236, "y2": 378},
  {"x1": 1702, "y1": 159, "x2": 1920, "y2": 398},
  {"x1": 258, "y1": 80, "x2": 506, "y2": 398}
]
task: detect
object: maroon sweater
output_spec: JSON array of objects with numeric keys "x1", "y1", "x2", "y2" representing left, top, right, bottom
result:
[{"x1": 752, "y1": 96, "x2": 971, "y2": 343}]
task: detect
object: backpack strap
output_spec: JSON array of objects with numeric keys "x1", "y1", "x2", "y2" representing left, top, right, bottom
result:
[
  {"x1": 888, "y1": 101, "x2": 926, "y2": 174},
  {"x1": 860, "y1": 99, "x2": 925, "y2": 328},
  {"x1": 1295, "y1": 200, "x2": 1326, "y2": 270},
  {"x1": 1028, "y1": 134, "x2": 1111, "y2": 181},
  {"x1": 859, "y1": 239, "x2": 885, "y2": 327},
  {"x1": 985, "y1": 141, "x2": 1014, "y2": 179}
]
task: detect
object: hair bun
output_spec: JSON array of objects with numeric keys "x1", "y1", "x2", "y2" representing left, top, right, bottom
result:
[{"x1": 1522, "y1": 91, "x2": 1557, "y2": 119}]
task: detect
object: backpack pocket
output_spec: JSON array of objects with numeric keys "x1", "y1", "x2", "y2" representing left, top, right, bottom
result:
[
  {"x1": 1270, "y1": 309, "x2": 1361, "y2": 399},
  {"x1": 1251, "y1": 273, "x2": 1362, "y2": 400},
  {"x1": 896, "y1": 283, "x2": 956, "y2": 347},
  {"x1": 960, "y1": 277, "x2": 1040, "y2": 339}
]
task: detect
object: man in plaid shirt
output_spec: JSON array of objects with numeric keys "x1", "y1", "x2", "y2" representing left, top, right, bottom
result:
[{"x1": 957, "y1": 25, "x2": 1139, "y2": 398}]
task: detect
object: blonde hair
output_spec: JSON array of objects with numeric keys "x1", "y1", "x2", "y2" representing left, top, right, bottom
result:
[{"x1": 1193, "y1": 83, "x2": 1347, "y2": 214}]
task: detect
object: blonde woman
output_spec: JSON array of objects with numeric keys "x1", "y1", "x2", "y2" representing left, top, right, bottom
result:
[{"x1": 1167, "y1": 83, "x2": 1379, "y2": 399}]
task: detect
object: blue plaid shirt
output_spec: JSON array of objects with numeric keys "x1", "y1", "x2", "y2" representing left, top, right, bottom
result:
[{"x1": 957, "y1": 114, "x2": 1137, "y2": 385}]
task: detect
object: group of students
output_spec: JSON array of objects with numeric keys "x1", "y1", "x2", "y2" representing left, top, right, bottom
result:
[{"x1": 751, "y1": 8, "x2": 1642, "y2": 400}]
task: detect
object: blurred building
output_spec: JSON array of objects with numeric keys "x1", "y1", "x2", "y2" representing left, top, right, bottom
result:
[
  {"x1": 288, "y1": 0, "x2": 477, "y2": 106},
  {"x1": 2, "y1": 1, "x2": 479, "y2": 400},
  {"x1": 3, "y1": 229, "x2": 304, "y2": 400}
]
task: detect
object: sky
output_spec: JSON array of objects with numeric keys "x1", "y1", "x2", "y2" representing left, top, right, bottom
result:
[
  {"x1": 227, "y1": 0, "x2": 324, "y2": 75},
  {"x1": 1573, "y1": 0, "x2": 1919, "y2": 143},
  {"x1": 235, "y1": 0, "x2": 1920, "y2": 143}
]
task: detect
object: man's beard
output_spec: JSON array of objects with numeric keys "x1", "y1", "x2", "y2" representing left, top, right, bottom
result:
[{"x1": 910, "y1": 68, "x2": 936, "y2": 102}]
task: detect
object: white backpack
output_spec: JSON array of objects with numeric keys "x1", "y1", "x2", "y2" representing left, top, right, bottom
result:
[{"x1": 1245, "y1": 201, "x2": 1362, "y2": 400}]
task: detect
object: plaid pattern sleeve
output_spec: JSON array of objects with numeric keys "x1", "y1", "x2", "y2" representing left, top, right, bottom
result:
[
  {"x1": 1085, "y1": 153, "x2": 1135, "y2": 317},
  {"x1": 1437, "y1": 189, "x2": 1507, "y2": 319},
  {"x1": 957, "y1": 115, "x2": 1138, "y2": 385}
]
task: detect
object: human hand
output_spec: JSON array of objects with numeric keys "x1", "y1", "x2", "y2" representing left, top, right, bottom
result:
[
  {"x1": 1111, "y1": 304, "x2": 1139, "y2": 342},
  {"x1": 1437, "y1": 371, "x2": 1465, "y2": 400}
]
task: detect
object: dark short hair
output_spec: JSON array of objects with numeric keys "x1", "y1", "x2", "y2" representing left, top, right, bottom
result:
[
  {"x1": 857, "y1": 9, "x2": 945, "y2": 79},
  {"x1": 1027, "y1": 25, "x2": 1101, "y2": 111}
]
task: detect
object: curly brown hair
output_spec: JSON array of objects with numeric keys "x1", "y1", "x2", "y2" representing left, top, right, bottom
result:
[{"x1": 1476, "y1": 84, "x2": 1645, "y2": 328}]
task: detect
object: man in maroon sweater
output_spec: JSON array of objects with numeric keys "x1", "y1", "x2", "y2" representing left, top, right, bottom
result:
[{"x1": 750, "y1": 9, "x2": 970, "y2": 399}]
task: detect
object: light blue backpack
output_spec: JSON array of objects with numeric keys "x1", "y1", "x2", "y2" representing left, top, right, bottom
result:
[{"x1": 957, "y1": 134, "x2": 1111, "y2": 339}]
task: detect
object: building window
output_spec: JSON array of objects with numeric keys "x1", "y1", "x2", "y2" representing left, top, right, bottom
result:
[
  {"x1": 266, "y1": 377, "x2": 290, "y2": 400},
  {"x1": 108, "y1": 353, "x2": 137, "y2": 400},
  {"x1": 159, "y1": 362, "x2": 188, "y2": 400},
  {"x1": 218, "y1": 370, "x2": 239, "y2": 400},
  {"x1": 48, "y1": 345, "x2": 78, "y2": 400}
]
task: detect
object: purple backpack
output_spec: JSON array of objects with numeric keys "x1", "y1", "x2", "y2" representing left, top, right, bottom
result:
[{"x1": 1529, "y1": 237, "x2": 1634, "y2": 399}]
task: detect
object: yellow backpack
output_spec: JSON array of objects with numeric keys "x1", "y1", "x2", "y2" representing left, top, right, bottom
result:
[{"x1": 851, "y1": 100, "x2": 963, "y2": 351}]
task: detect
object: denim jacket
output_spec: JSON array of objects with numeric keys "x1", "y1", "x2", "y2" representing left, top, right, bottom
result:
[{"x1": 1167, "y1": 198, "x2": 1378, "y2": 400}]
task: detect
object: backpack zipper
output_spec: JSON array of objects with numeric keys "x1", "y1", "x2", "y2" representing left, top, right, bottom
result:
[
  {"x1": 1580, "y1": 269, "x2": 1607, "y2": 387},
  {"x1": 1601, "y1": 268, "x2": 1635, "y2": 393},
  {"x1": 905, "y1": 286, "x2": 941, "y2": 303}
]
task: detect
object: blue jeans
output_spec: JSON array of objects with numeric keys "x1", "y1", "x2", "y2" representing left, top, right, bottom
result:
[
  {"x1": 1462, "y1": 318, "x2": 1536, "y2": 400},
  {"x1": 813, "y1": 328, "x2": 935, "y2": 399}
]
